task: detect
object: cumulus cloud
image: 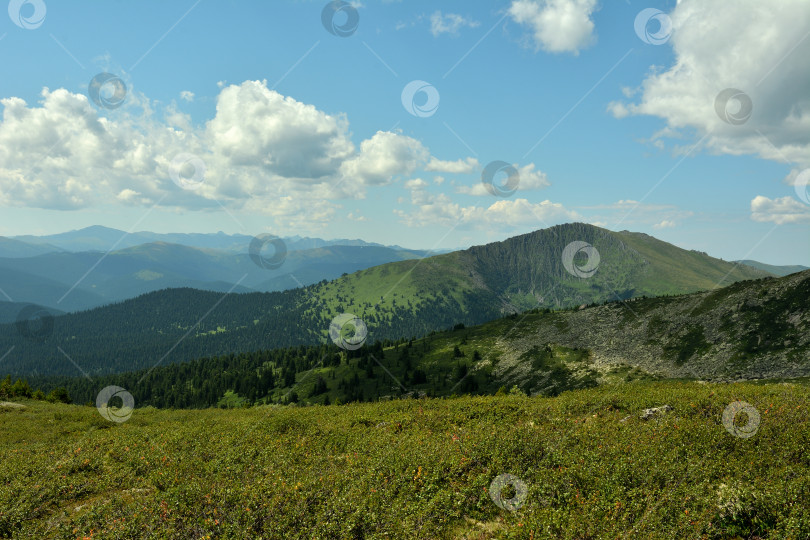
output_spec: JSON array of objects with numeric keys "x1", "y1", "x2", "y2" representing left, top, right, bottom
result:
[
  {"x1": 611, "y1": 0, "x2": 810, "y2": 168},
  {"x1": 430, "y1": 11, "x2": 480, "y2": 37},
  {"x1": 425, "y1": 156, "x2": 478, "y2": 174},
  {"x1": 508, "y1": 0, "x2": 598, "y2": 55},
  {"x1": 180, "y1": 91, "x2": 195, "y2": 102},
  {"x1": 208, "y1": 81, "x2": 355, "y2": 179},
  {"x1": 455, "y1": 163, "x2": 549, "y2": 196},
  {"x1": 396, "y1": 181, "x2": 578, "y2": 229},
  {"x1": 653, "y1": 219, "x2": 676, "y2": 229},
  {"x1": 750, "y1": 195, "x2": 810, "y2": 224},
  {"x1": 338, "y1": 131, "x2": 429, "y2": 188},
  {"x1": 0, "y1": 80, "x2": 469, "y2": 230},
  {"x1": 404, "y1": 178, "x2": 429, "y2": 190}
]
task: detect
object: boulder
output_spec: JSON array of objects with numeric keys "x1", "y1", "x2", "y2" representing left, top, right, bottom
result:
[{"x1": 639, "y1": 404, "x2": 672, "y2": 420}]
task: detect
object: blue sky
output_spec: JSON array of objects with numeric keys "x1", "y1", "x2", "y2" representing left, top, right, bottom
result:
[{"x1": 1, "y1": 0, "x2": 808, "y2": 265}]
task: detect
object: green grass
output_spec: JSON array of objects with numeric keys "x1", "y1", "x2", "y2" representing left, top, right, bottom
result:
[
  {"x1": 2, "y1": 380, "x2": 809, "y2": 539},
  {"x1": 615, "y1": 231, "x2": 771, "y2": 293}
]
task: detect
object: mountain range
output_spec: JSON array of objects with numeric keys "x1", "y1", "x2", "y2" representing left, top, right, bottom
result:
[
  {"x1": 0, "y1": 225, "x2": 803, "y2": 316},
  {"x1": 0, "y1": 227, "x2": 429, "y2": 312},
  {"x1": 32, "y1": 265, "x2": 810, "y2": 408},
  {"x1": 7, "y1": 225, "x2": 415, "y2": 254},
  {"x1": 2, "y1": 222, "x2": 799, "y2": 379}
]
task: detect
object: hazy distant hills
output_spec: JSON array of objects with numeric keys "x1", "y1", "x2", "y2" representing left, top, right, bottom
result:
[
  {"x1": 0, "y1": 223, "x2": 786, "y2": 378},
  {"x1": 0, "y1": 265, "x2": 104, "y2": 314},
  {"x1": 0, "y1": 225, "x2": 802, "y2": 316},
  {"x1": 0, "y1": 236, "x2": 63, "y2": 258},
  {"x1": 8, "y1": 225, "x2": 410, "y2": 254},
  {"x1": 0, "y1": 233, "x2": 428, "y2": 312},
  {"x1": 735, "y1": 259, "x2": 809, "y2": 277}
]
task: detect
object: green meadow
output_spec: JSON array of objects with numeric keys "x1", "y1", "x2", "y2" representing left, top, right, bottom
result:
[{"x1": 2, "y1": 380, "x2": 808, "y2": 539}]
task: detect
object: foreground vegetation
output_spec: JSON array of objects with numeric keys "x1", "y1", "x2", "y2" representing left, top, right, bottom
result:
[{"x1": 2, "y1": 380, "x2": 809, "y2": 539}]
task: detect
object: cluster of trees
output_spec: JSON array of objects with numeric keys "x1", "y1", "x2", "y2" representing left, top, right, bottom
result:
[
  {"x1": 0, "y1": 375, "x2": 71, "y2": 403},
  {"x1": 28, "y1": 327, "x2": 500, "y2": 409},
  {"x1": 0, "y1": 280, "x2": 506, "y2": 378}
]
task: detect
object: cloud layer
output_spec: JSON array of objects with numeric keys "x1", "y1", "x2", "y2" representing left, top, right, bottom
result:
[
  {"x1": 0, "y1": 81, "x2": 452, "y2": 229},
  {"x1": 0, "y1": 80, "x2": 558, "y2": 233}
]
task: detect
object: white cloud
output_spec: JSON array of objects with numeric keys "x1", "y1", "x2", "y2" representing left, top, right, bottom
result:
[
  {"x1": 396, "y1": 187, "x2": 579, "y2": 230},
  {"x1": 653, "y1": 219, "x2": 676, "y2": 229},
  {"x1": 430, "y1": 11, "x2": 480, "y2": 37},
  {"x1": 347, "y1": 210, "x2": 368, "y2": 222},
  {"x1": 455, "y1": 163, "x2": 549, "y2": 195},
  {"x1": 338, "y1": 130, "x2": 429, "y2": 188},
  {"x1": 404, "y1": 178, "x2": 429, "y2": 190},
  {"x1": 0, "y1": 81, "x2": 466, "y2": 232},
  {"x1": 750, "y1": 195, "x2": 810, "y2": 224},
  {"x1": 180, "y1": 91, "x2": 195, "y2": 102},
  {"x1": 606, "y1": 101, "x2": 630, "y2": 119},
  {"x1": 611, "y1": 0, "x2": 810, "y2": 168},
  {"x1": 208, "y1": 81, "x2": 356, "y2": 179},
  {"x1": 508, "y1": 0, "x2": 598, "y2": 55},
  {"x1": 425, "y1": 156, "x2": 478, "y2": 174}
]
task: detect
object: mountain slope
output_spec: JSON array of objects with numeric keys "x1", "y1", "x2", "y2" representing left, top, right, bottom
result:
[
  {"x1": 0, "y1": 224, "x2": 778, "y2": 378},
  {"x1": 0, "y1": 237, "x2": 62, "y2": 258},
  {"x1": 34, "y1": 269, "x2": 810, "y2": 409},
  {"x1": 735, "y1": 259, "x2": 809, "y2": 277},
  {"x1": 0, "y1": 266, "x2": 104, "y2": 312},
  {"x1": 307, "y1": 223, "x2": 771, "y2": 315}
]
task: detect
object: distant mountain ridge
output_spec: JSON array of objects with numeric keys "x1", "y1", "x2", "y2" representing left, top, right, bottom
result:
[
  {"x1": 10, "y1": 225, "x2": 412, "y2": 254},
  {"x1": 0, "y1": 242, "x2": 428, "y2": 312},
  {"x1": 0, "y1": 223, "x2": 776, "y2": 378},
  {"x1": 735, "y1": 259, "x2": 809, "y2": 277}
]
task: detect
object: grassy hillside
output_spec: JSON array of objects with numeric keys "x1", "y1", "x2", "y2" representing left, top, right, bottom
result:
[
  {"x1": 38, "y1": 269, "x2": 809, "y2": 410},
  {"x1": 0, "y1": 224, "x2": 773, "y2": 378},
  {"x1": 308, "y1": 224, "x2": 772, "y2": 318},
  {"x1": 1, "y1": 381, "x2": 808, "y2": 538},
  {"x1": 613, "y1": 231, "x2": 770, "y2": 293},
  {"x1": 735, "y1": 260, "x2": 810, "y2": 277}
]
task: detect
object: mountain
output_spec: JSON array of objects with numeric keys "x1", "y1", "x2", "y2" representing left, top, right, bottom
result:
[
  {"x1": 0, "y1": 302, "x2": 65, "y2": 324},
  {"x1": 305, "y1": 223, "x2": 774, "y2": 316},
  {"x1": 735, "y1": 259, "x2": 809, "y2": 277},
  {"x1": 0, "y1": 243, "x2": 427, "y2": 311},
  {"x1": 0, "y1": 266, "x2": 104, "y2": 313},
  {"x1": 0, "y1": 237, "x2": 62, "y2": 258},
  {"x1": 0, "y1": 223, "x2": 773, "y2": 378},
  {"x1": 29, "y1": 268, "x2": 810, "y2": 409},
  {"x1": 12, "y1": 225, "x2": 411, "y2": 254}
]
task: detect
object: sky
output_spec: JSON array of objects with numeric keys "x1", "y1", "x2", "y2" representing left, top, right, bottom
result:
[{"x1": 0, "y1": 0, "x2": 808, "y2": 265}]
